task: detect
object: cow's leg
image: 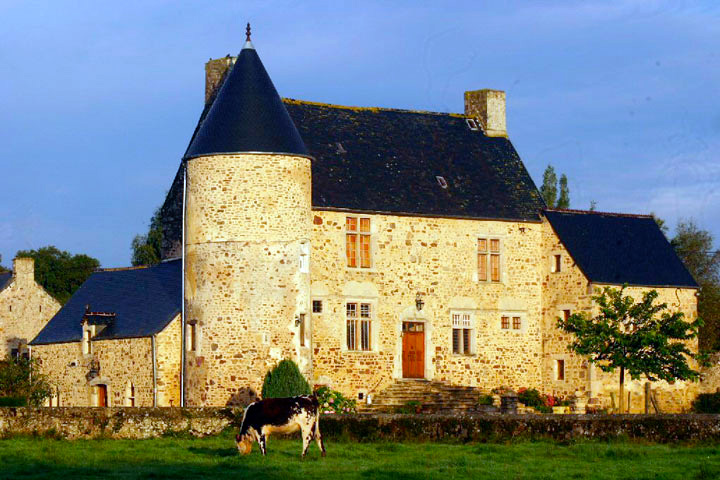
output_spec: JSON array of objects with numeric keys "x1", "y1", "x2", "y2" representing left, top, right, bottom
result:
[
  {"x1": 313, "y1": 419, "x2": 326, "y2": 457},
  {"x1": 300, "y1": 422, "x2": 312, "y2": 458},
  {"x1": 258, "y1": 432, "x2": 267, "y2": 456}
]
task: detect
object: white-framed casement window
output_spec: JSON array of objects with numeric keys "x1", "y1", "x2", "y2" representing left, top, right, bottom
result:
[
  {"x1": 451, "y1": 312, "x2": 475, "y2": 355},
  {"x1": 551, "y1": 253, "x2": 562, "y2": 273},
  {"x1": 346, "y1": 301, "x2": 373, "y2": 351},
  {"x1": 477, "y1": 237, "x2": 502, "y2": 282},
  {"x1": 346, "y1": 217, "x2": 372, "y2": 268}
]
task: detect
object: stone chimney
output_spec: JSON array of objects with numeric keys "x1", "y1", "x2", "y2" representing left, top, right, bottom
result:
[
  {"x1": 205, "y1": 56, "x2": 236, "y2": 104},
  {"x1": 12, "y1": 257, "x2": 35, "y2": 286},
  {"x1": 464, "y1": 89, "x2": 507, "y2": 137}
]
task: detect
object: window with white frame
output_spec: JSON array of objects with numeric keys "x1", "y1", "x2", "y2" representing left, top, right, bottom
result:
[
  {"x1": 452, "y1": 312, "x2": 474, "y2": 355},
  {"x1": 478, "y1": 237, "x2": 501, "y2": 282},
  {"x1": 346, "y1": 217, "x2": 372, "y2": 268},
  {"x1": 346, "y1": 302, "x2": 372, "y2": 351}
]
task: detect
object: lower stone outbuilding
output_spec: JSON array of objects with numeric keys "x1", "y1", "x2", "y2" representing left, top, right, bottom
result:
[{"x1": 30, "y1": 260, "x2": 181, "y2": 407}]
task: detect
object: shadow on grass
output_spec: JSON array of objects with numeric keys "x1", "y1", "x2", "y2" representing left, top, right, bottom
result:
[{"x1": 187, "y1": 446, "x2": 238, "y2": 457}]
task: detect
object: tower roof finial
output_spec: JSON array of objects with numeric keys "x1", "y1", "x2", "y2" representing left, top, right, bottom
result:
[{"x1": 243, "y1": 22, "x2": 255, "y2": 50}]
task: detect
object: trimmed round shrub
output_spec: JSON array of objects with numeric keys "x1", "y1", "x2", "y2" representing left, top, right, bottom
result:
[{"x1": 261, "y1": 359, "x2": 311, "y2": 399}]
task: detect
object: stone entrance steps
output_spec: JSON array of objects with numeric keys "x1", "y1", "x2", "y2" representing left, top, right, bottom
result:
[{"x1": 358, "y1": 379, "x2": 494, "y2": 413}]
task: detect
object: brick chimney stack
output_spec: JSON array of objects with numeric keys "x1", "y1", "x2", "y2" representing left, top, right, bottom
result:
[
  {"x1": 205, "y1": 56, "x2": 236, "y2": 104},
  {"x1": 13, "y1": 257, "x2": 35, "y2": 286},
  {"x1": 464, "y1": 89, "x2": 507, "y2": 137}
]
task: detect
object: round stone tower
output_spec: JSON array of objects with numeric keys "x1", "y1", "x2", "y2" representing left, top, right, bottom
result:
[{"x1": 183, "y1": 27, "x2": 313, "y2": 406}]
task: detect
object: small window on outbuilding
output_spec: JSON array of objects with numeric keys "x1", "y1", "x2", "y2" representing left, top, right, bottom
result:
[
  {"x1": 312, "y1": 300, "x2": 323, "y2": 313},
  {"x1": 552, "y1": 254, "x2": 562, "y2": 273},
  {"x1": 125, "y1": 381, "x2": 136, "y2": 407}
]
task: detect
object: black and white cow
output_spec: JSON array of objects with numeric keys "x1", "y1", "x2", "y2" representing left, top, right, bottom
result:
[{"x1": 235, "y1": 395, "x2": 326, "y2": 458}]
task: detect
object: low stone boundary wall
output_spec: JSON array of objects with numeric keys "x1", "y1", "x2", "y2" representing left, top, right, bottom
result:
[
  {"x1": 3, "y1": 408, "x2": 720, "y2": 443},
  {"x1": 0, "y1": 407, "x2": 238, "y2": 440}
]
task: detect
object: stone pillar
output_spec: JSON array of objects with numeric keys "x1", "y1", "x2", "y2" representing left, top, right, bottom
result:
[
  {"x1": 500, "y1": 391, "x2": 519, "y2": 414},
  {"x1": 464, "y1": 89, "x2": 507, "y2": 137}
]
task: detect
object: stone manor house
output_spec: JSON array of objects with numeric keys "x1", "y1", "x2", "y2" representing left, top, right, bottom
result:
[{"x1": 25, "y1": 31, "x2": 701, "y2": 411}]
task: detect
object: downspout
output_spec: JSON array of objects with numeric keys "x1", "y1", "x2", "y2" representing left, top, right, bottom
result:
[
  {"x1": 152, "y1": 335, "x2": 158, "y2": 407},
  {"x1": 181, "y1": 163, "x2": 187, "y2": 407}
]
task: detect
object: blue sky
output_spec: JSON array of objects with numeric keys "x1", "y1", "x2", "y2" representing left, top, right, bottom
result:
[{"x1": 1, "y1": 0, "x2": 718, "y2": 267}]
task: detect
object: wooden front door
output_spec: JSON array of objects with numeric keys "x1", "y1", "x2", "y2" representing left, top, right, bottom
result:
[
  {"x1": 97, "y1": 385, "x2": 107, "y2": 407},
  {"x1": 402, "y1": 322, "x2": 425, "y2": 378}
]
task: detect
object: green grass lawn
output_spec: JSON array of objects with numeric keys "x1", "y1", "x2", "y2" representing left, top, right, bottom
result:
[{"x1": 1, "y1": 432, "x2": 720, "y2": 480}]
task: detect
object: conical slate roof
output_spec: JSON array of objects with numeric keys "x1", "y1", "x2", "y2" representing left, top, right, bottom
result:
[{"x1": 184, "y1": 35, "x2": 308, "y2": 159}]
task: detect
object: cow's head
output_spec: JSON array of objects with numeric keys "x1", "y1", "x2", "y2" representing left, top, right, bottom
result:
[{"x1": 235, "y1": 433, "x2": 253, "y2": 455}]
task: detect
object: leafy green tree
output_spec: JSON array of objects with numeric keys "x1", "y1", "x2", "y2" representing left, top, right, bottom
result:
[
  {"x1": 261, "y1": 359, "x2": 311, "y2": 398},
  {"x1": 0, "y1": 254, "x2": 8, "y2": 273},
  {"x1": 540, "y1": 165, "x2": 558, "y2": 207},
  {"x1": 131, "y1": 207, "x2": 163, "y2": 266},
  {"x1": 557, "y1": 174, "x2": 570, "y2": 209},
  {"x1": 589, "y1": 200, "x2": 597, "y2": 211},
  {"x1": 15, "y1": 246, "x2": 100, "y2": 305},
  {"x1": 558, "y1": 285, "x2": 704, "y2": 413},
  {"x1": 671, "y1": 219, "x2": 720, "y2": 350},
  {"x1": 0, "y1": 356, "x2": 53, "y2": 406}
]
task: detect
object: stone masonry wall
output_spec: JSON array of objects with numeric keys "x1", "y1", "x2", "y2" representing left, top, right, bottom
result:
[
  {"x1": 33, "y1": 337, "x2": 155, "y2": 407},
  {"x1": 156, "y1": 315, "x2": 182, "y2": 407},
  {"x1": 184, "y1": 153, "x2": 312, "y2": 406},
  {"x1": 309, "y1": 210, "x2": 545, "y2": 400},
  {"x1": 0, "y1": 258, "x2": 61, "y2": 357},
  {"x1": 3, "y1": 408, "x2": 720, "y2": 443}
]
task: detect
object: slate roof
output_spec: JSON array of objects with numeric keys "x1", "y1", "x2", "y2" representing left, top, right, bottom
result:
[
  {"x1": 544, "y1": 210, "x2": 698, "y2": 288},
  {"x1": 184, "y1": 41, "x2": 308, "y2": 159},
  {"x1": 30, "y1": 260, "x2": 181, "y2": 345},
  {"x1": 284, "y1": 101, "x2": 544, "y2": 221},
  {"x1": 0, "y1": 272, "x2": 12, "y2": 292}
]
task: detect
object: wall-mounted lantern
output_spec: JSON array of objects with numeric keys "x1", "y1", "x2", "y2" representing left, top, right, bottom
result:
[{"x1": 415, "y1": 292, "x2": 425, "y2": 311}]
